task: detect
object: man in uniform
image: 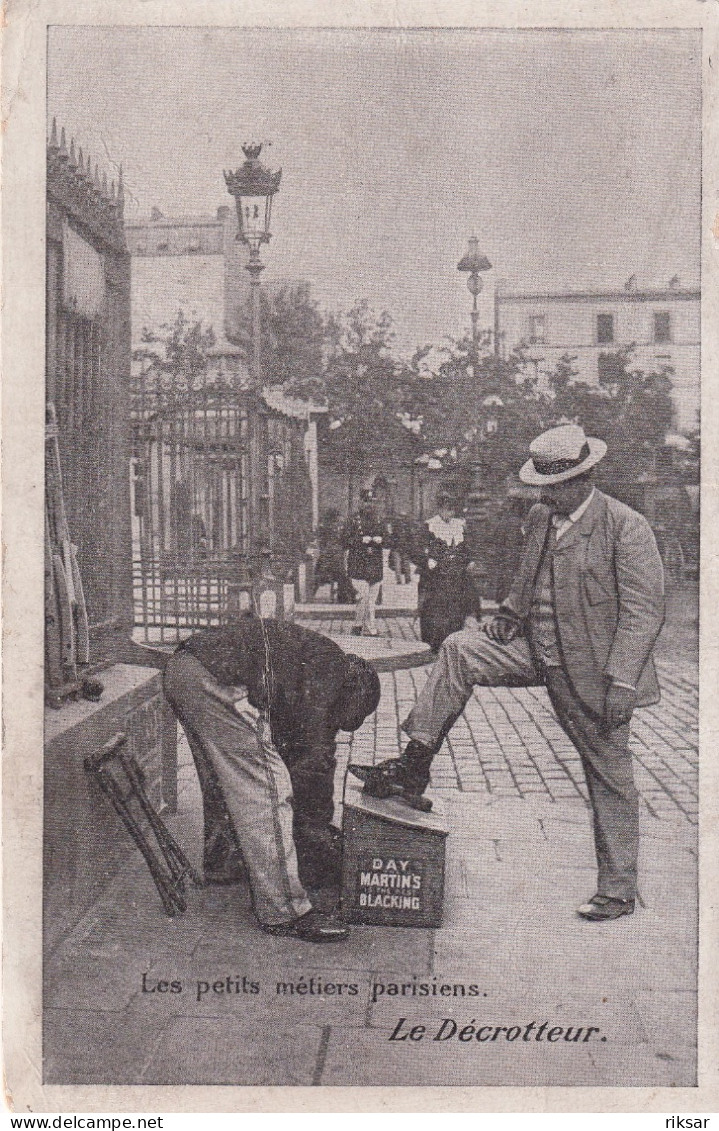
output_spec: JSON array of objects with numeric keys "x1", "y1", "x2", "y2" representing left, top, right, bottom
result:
[
  {"x1": 163, "y1": 617, "x2": 380, "y2": 942},
  {"x1": 343, "y1": 488, "x2": 386, "y2": 637},
  {"x1": 359, "y1": 424, "x2": 665, "y2": 921}
]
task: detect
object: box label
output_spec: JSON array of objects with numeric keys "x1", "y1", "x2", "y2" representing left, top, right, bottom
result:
[{"x1": 355, "y1": 855, "x2": 425, "y2": 913}]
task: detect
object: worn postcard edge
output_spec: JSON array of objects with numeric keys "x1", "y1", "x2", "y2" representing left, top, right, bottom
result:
[{"x1": 2, "y1": 0, "x2": 718, "y2": 1113}]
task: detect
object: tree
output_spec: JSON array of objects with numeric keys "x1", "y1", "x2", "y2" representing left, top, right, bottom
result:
[
  {"x1": 232, "y1": 282, "x2": 330, "y2": 390},
  {"x1": 290, "y1": 301, "x2": 420, "y2": 507},
  {"x1": 545, "y1": 346, "x2": 675, "y2": 486},
  {"x1": 133, "y1": 310, "x2": 217, "y2": 395},
  {"x1": 398, "y1": 333, "x2": 550, "y2": 489}
]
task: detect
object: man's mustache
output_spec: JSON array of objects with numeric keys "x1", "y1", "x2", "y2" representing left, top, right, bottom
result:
[{"x1": 540, "y1": 493, "x2": 571, "y2": 516}]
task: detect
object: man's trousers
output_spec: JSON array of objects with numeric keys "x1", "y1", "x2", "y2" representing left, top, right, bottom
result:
[
  {"x1": 403, "y1": 624, "x2": 639, "y2": 901},
  {"x1": 163, "y1": 651, "x2": 312, "y2": 926},
  {"x1": 353, "y1": 579, "x2": 381, "y2": 633}
]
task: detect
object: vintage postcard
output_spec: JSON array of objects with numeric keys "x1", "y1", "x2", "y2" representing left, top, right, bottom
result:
[{"x1": 2, "y1": 0, "x2": 719, "y2": 1114}]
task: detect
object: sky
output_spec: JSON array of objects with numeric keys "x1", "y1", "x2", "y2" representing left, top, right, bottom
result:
[{"x1": 48, "y1": 27, "x2": 701, "y2": 356}]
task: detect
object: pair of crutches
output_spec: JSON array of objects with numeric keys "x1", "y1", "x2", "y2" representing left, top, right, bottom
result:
[{"x1": 85, "y1": 732, "x2": 202, "y2": 917}]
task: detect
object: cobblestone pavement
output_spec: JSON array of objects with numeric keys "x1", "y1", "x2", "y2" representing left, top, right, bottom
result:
[{"x1": 298, "y1": 614, "x2": 699, "y2": 830}]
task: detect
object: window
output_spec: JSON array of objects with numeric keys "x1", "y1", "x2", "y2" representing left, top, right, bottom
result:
[
  {"x1": 596, "y1": 314, "x2": 614, "y2": 344},
  {"x1": 598, "y1": 352, "x2": 623, "y2": 386},
  {"x1": 654, "y1": 311, "x2": 671, "y2": 343},
  {"x1": 528, "y1": 314, "x2": 546, "y2": 344}
]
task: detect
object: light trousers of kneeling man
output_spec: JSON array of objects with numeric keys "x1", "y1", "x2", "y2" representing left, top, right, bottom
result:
[{"x1": 163, "y1": 651, "x2": 312, "y2": 927}]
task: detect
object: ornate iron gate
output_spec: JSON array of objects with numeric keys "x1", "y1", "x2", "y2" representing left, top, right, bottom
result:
[{"x1": 131, "y1": 362, "x2": 313, "y2": 644}]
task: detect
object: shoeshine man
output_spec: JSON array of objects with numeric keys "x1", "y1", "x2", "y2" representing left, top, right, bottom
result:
[
  {"x1": 163, "y1": 619, "x2": 380, "y2": 942},
  {"x1": 363, "y1": 424, "x2": 666, "y2": 922}
]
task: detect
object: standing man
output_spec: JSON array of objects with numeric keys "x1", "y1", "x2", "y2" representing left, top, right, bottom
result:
[
  {"x1": 163, "y1": 617, "x2": 380, "y2": 941},
  {"x1": 358, "y1": 425, "x2": 665, "y2": 921},
  {"x1": 343, "y1": 488, "x2": 386, "y2": 637}
]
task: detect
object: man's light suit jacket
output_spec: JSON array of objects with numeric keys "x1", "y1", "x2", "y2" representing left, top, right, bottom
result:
[{"x1": 503, "y1": 489, "x2": 666, "y2": 717}]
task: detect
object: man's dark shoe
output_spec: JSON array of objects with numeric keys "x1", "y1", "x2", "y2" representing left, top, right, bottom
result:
[
  {"x1": 577, "y1": 894, "x2": 635, "y2": 921},
  {"x1": 351, "y1": 626, "x2": 363, "y2": 636},
  {"x1": 261, "y1": 908, "x2": 349, "y2": 942}
]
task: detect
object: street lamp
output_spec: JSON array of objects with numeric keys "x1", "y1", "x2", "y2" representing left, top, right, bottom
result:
[
  {"x1": 224, "y1": 143, "x2": 282, "y2": 386},
  {"x1": 457, "y1": 238, "x2": 492, "y2": 591},
  {"x1": 457, "y1": 236, "x2": 491, "y2": 381},
  {"x1": 223, "y1": 144, "x2": 283, "y2": 613}
]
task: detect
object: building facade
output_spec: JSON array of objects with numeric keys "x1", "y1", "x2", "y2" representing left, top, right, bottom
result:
[
  {"x1": 126, "y1": 207, "x2": 233, "y2": 345},
  {"x1": 496, "y1": 281, "x2": 700, "y2": 434},
  {"x1": 126, "y1": 207, "x2": 307, "y2": 347}
]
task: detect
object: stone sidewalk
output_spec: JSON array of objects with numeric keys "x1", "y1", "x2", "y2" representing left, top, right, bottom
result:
[{"x1": 43, "y1": 604, "x2": 699, "y2": 1090}]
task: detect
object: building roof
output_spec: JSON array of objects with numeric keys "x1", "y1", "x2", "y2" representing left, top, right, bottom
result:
[
  {"x1": 497, "y1": 287, "x2": 699, "y2": 304},
  {"x1": 126, "y1": 214, "x2": 223, "y2": 232},
  {"x1": 262, "y1": 385, "x2": 327, "y2": 420}
]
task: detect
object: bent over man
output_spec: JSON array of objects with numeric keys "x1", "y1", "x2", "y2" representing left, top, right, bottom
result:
[
  {"x1": 163, "y1": 617, "x2": 380, "y2": 942},
  {"x1": 362, "y1": 424, "x2": 665, "y2": 922}
]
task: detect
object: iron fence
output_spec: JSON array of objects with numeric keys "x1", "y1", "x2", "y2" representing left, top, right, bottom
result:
[{"x1": 131, "y1": 363, "x2": 313, "y2": 644}]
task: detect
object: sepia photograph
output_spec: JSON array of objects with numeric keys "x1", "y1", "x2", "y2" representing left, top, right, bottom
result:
[{"x1": 3, "y1": 6, "x2": 716, "y2": 1109}]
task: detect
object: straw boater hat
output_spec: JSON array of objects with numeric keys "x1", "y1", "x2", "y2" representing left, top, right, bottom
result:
[{"x1": 519, "y1": 424, "x2": 607, "y2": 486}]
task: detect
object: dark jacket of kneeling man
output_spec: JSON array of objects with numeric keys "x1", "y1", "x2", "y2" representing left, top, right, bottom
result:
[{"x1": 177, "y1": 617, "x2": 380, "y2": 832}]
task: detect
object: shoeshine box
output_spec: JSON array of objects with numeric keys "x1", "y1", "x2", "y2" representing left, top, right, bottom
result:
[{"x1": 340, "y1": 775, "x2": 448, "y2": 928}]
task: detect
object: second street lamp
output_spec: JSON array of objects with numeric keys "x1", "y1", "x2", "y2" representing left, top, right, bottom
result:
[
  {"x1": 457, "y1": 236, "x2": 491, "y2": 383},
  {"x1": 457, "y1": 237, "x2": 492, "y2": 596}
]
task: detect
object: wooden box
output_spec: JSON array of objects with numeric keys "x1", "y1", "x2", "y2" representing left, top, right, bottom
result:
[{"x1": 340, "y1": 776, "x2": 448, "y2": 928}]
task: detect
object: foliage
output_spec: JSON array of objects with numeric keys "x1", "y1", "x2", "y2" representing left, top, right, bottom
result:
[
  {"x1": 132, "y1": 310, "x2": 216, "y2": 394},
  {"x1": 396, "y1": 336, "x2": 677, "y2": 492},
  {"x1": 136, "y1": 303, "x2": 680, "y2": 503},
  {"x1": 291, "y1": 300, "x2": 421, "y2": 477},
  {"x1": 232, "y1": 282, "x2": 330, "y2": 390},
  {"x1": 545, "y1": 346, "x2": 676, "y2": 486},
  {"x1": 398, "y1": 333, "x2": 550, "y2": 488}
]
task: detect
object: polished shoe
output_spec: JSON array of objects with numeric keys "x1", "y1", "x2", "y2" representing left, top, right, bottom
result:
[
  {"x1": 261, "y1": 908, "x2": 349, "y2": 942},
  {"x1": 348, "y1": 759, "x2": 433, "y2": 812},
  {"x1": 577, "y1": 894, "x2": 635, "y2": 921},
  {"x1": 351, "y1": 626, "x2": 363, "y2": 636}
]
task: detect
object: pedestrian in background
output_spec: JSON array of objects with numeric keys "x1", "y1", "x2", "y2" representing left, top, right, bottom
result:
[
  {"x1": 415, "y1": 490, "x2": 481, "y2": 651},
  {"x1": 343, "y1": 488, "x2": 385, "y2": 636},
  {"x1": 313, "y1": 508, "x2": 356, "y2": 604}
]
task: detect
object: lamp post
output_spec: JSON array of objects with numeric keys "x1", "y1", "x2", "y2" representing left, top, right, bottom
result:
[
  {"x1": 224, "y1": 143, "x2": 282, "y2": 387},
  {"x1": 457, "y1": 236, "x2": 491, "y2": 382},
  {"x1": 223, "y1": 144, "x2": 285, "y2": 616},
  {"x1": 457, "y1": 238, "x2": 492, "y2": 592}
]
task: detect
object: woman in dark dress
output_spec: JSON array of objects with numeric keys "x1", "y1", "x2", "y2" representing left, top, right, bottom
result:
[{"x1": 414, "y1": 491, "x2": 481, "y2": 651}]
